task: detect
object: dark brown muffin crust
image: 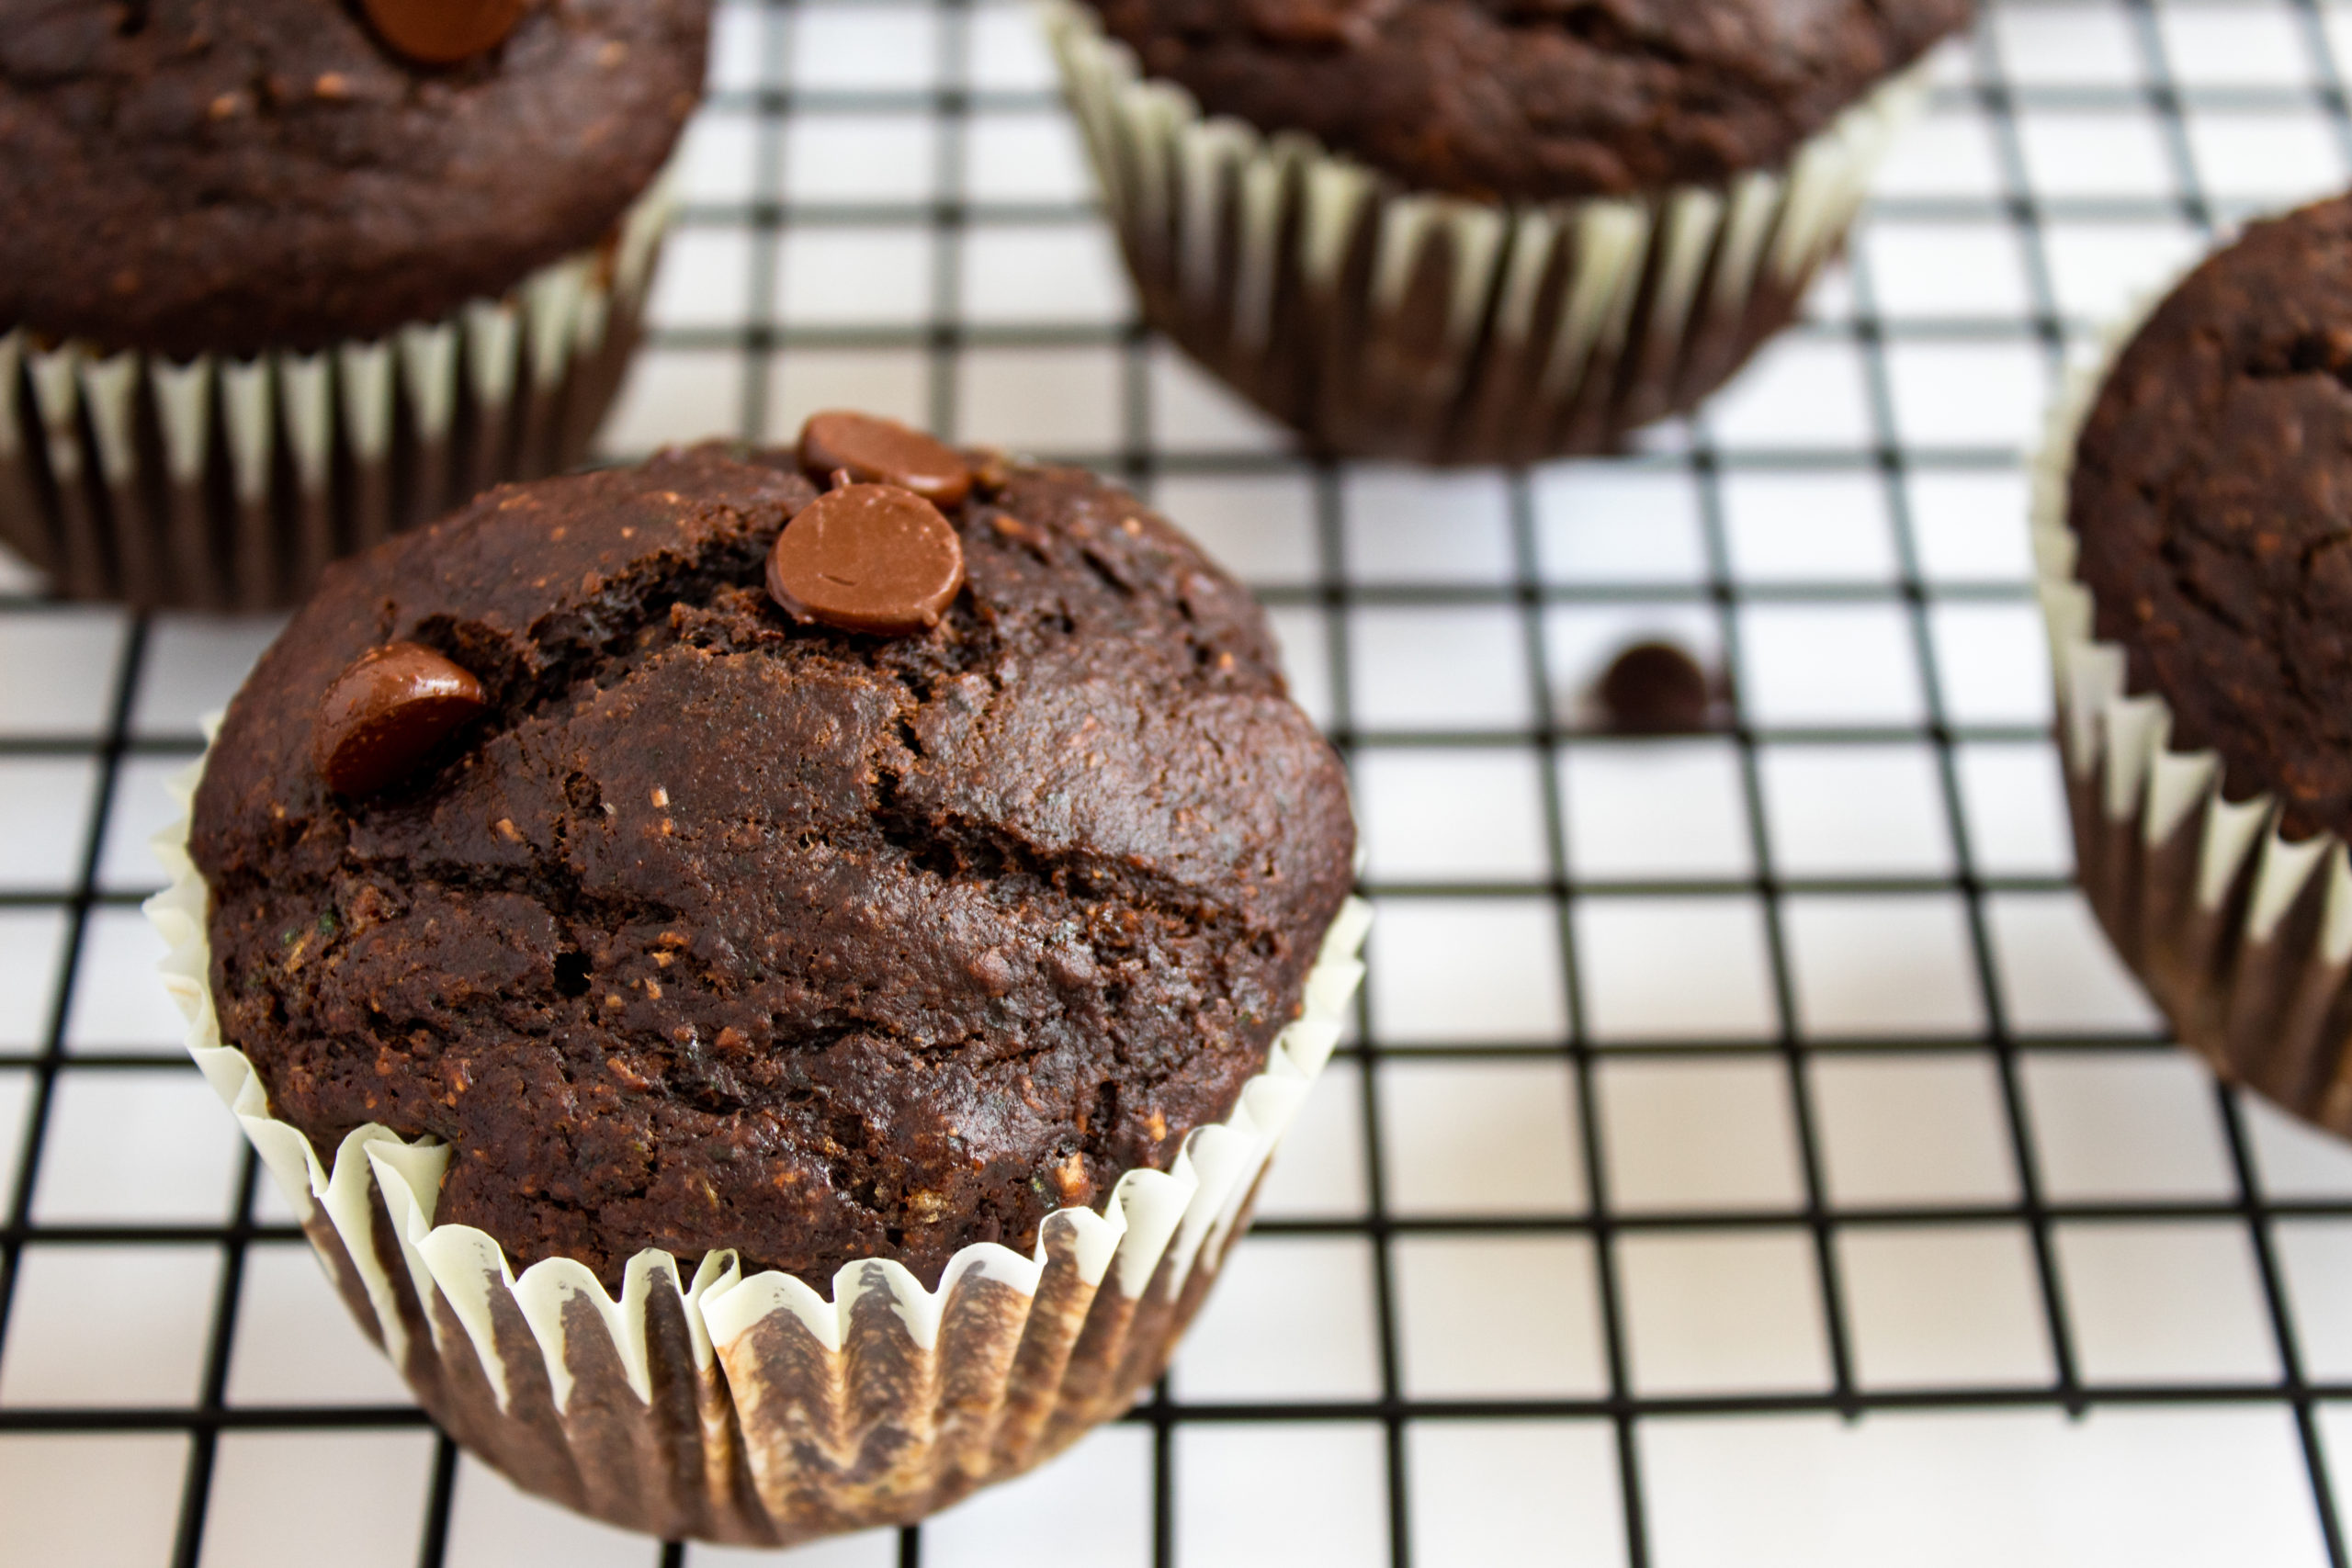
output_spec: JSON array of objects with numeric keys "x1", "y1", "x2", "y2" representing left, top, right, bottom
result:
[
  {"x1": 191, "y1": 443, "x2": 1355, "y2": 1290},
  {"x1": 2069, "y1": 194, "x2": 2352, "y2": 843},
  {"x1": 0, "y1": 0, "x2": 708, "y2": 358},
  {"x1": 1080, "y1": 0, "x2": 1971, "y2": 201}
]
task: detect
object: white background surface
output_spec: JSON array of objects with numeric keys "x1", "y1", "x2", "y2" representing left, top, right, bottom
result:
[{"x1": 9, "y1": 0, "x2": 2352, "y2": 1563}]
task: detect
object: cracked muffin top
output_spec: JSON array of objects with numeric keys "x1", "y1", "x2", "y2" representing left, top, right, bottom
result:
[
  {"x1": 1078, "y1": 0, "x2": 1972, "y2": 202},
  {"x1": 0, "y1": 0, "x2": 708, "y2": 357},
  {"x1": 2068, "y1": 194, "x2": 2352, "y2": 842},
  {"x1": 189, "y1": 436, "x2": 1357, "y2": 1290}
]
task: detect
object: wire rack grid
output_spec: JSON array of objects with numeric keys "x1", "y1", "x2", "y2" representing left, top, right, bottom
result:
[{"x1": 12, "y1": 0, "x2": 2352, "y2": 1563}]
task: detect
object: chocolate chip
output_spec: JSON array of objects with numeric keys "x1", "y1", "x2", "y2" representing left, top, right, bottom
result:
[
  {"x1": 1596, "y1": 639, "x2": 1713, "y2": 734},
  {"x1": 797, "y1": 411, "x2": 974, "y2": 508},
  {"x1": 766, "y1": 483, "x2": 967, "y2": 637},
  {"x1": 314, "y1": 642, "x2": 488, "y2": 797},
  {"x1": 1243, "y1": 0, "x2": 1396, "y2": 44},
  {"x1": 360, "y1": 0, "x2": 531, "y2": 65}
]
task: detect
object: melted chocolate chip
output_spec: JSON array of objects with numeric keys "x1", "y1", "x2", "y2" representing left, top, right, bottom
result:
[
  {"x1": 1597, "y1": 639, "x2": 1713, "y2": 734},
  {"x1": 314, "y1": 642, "x2": 488, "y2": 796},
  {"x1": 766, "y1": 482, "x2": 967, "y2": 637},
  {"x1": 360, "y1": 0, "x2": 531, "y2": 65},
  {"x1": 797, "y1": 411, "x2": 974, "y2": 508}
]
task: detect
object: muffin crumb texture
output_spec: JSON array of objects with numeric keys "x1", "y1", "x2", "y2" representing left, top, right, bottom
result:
[
  {"x1": 191, "y1": 443, "x2": 1355, "y2": 1290},
  {"x1": 2068, "y1": 193, "x2": 2352, "y2": 842}
]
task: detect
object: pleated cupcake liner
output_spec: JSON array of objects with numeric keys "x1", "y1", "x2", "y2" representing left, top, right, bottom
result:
[
  {"x1": 1042, "y1": 0, "x2": 1931, "y2": 465},
  {"x1": 0, "y1": 177, "x2": 673, "y2": 613},
  {"x1": 145, "y1": 737, "x2": 1371, "y2": 1546},
  {"x1": 2034, "y1": 281, "x2": 2352, "y2": 1135}
]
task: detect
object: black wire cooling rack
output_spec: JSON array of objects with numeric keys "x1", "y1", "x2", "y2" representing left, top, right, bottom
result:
[{"x1": 15, "y1": 1, "x2": 2352, "y2": 1563}]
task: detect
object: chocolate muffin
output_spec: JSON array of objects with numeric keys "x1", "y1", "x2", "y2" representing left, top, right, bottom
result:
[
  {"x1": 1091, "y1": 0, "x2": 1965, "y2": 202},
  {"x1": 188, "y1": 428, "x2": 1358, "y2": 1291},
  {"x1": 1046, "y1": 0, "x2": 1969, "y2": 464},
  {"x1": 2044, "y1": 193, "x2": 2352, "y2": 1134},
  {"x1": 0, "y1": 0, "x2": 710, "y2": 608}
]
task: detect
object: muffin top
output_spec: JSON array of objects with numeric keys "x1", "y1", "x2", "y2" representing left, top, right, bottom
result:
[
  {"x1": 2068, "y1": 195, "x2": 2352, "y2": 842},
  {"x1": 1080, "y1": 0, "x2": 1971, "y2": 202},
  {"x1": 0, "y1": 0, "x2": 708, "y2": 358},
  {"x1": 190, "y1": 433, "x2": 1356, "y2": 1289}
]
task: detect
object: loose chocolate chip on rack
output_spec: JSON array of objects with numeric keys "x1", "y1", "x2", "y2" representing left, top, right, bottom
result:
[
  {"x1": 767, "y1": 483, "x2": 967, "y2": 637},
  {"x1": 797, "y1": 411, "x2": 974, "y2": 508},
  {"x1": 315, "y1": 642, "x2": 489, "y2": 796},
  {"x1": 1596, "y1": 639, "x2": 1713, "y2": 735},
  {"x1": 360, "y1": 0, "x2": 532, "y2": 65}
]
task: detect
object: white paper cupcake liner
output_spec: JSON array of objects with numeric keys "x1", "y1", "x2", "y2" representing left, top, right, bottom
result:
[
  {"x1": 144, "y1": 737, "x2": 1370, "y2": 1546},
  {"x1": 2033, "y1": 263, "x2": 2352, "y2": 1134},
  {"x1": 0, "y1": 178, "x2": 673, "y2": 612},
  {"x1": 1042, "y1": 0, "x2": 1932, "y2": 464}
]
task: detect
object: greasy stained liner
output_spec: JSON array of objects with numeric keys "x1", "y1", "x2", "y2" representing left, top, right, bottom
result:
[
  {"x1": 0, "y1": 180, "x2": 672, "y2": 613},
  {"x1": 146, "y1": 739, "x2": 1371, "y2": 1547},
  {"x1": 1043, "y1": 0, "x2": 1932, "y2": 466},
  {"x1": 2034, "y1": 288, "x2": 2352, "y2": 1136}
]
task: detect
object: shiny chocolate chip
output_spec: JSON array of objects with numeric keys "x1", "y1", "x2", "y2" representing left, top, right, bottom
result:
[
  {"x1": 314, "y1": 642, "x2": 489, "y2": 797},
  {"x1": 766, "y1": 483, "x2": 967, "y2": 637},
  {"x1": 797, "y1": 411, "x2": 974, "y2": 508},
  {"x1": 1244, "y1": 0, "x2": 1385, "y2": 44},
  {"x1": 360, "y1": 0, "x2": 531, "y2": 65},
  {"x1": 1596, "y1": 639, "x2": 1713, "y2": 735}
]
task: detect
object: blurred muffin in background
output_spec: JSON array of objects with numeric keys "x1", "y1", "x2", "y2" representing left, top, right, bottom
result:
[
  {"x1": 2038, "y1": 192, "x2": 2352, "y2": 1136},
  {"x1": 1045, "y1": 0, "x2": 1972, "y2": 464},
  {"x1": 0, "y1": 0, "x2": 709, "y2": 608}
]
